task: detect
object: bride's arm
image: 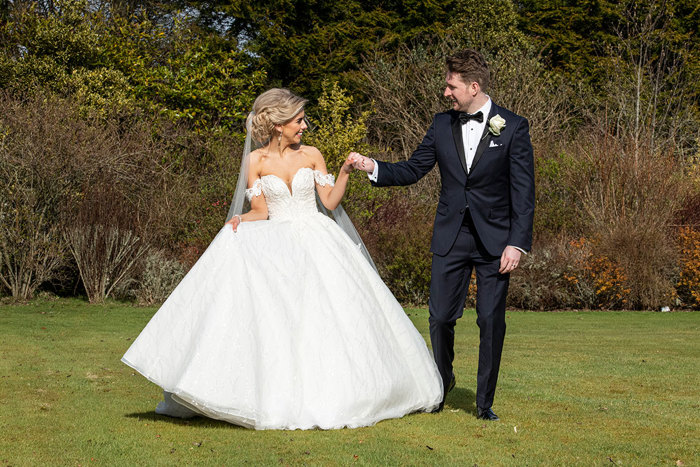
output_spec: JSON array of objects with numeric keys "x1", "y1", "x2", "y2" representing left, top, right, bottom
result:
[
  {"x1": 309, "y1": 148, "x2": 354, "y2": 211},
  {"x1": 226, "y1": 158, "x2": 269, "y2": 231}
]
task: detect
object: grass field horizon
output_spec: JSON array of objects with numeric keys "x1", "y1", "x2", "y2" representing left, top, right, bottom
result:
[{"x1": 1, "y1": 298, "x2": 698, "y2": 465}]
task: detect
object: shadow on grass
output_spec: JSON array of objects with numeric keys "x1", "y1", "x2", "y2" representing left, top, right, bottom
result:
[
  {"x1": 446, "y1": 386, "x2": 477, "y2": 415},
  {"x1": 124, "y1": 411, "x2": 244, "y2": 429}
]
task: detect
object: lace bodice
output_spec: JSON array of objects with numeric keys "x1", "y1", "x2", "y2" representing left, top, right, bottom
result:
[{"x1": 245, "y1": 167, "x2": 335, "y2": 220}]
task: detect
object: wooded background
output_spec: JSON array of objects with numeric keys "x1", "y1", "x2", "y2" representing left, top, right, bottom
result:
[{"x1": 1, "y1": 0, "x2": 698, "y2": 309}]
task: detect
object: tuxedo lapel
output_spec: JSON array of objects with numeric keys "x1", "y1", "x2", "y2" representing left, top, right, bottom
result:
[
  {"x1": 450, "y1": 111, "x2": 469, "y2": 176},
  {"x1": 469, "y1": 104, "x2": 498, "y2": 173}
]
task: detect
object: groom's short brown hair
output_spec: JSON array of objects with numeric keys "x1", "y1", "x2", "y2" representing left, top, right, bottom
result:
[{"x1": 446, "y1": 49, "x2": 490, "y2": 90}]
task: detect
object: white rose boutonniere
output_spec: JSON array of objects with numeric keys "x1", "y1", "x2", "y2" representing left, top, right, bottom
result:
[{"x1": 487, "y1": 114, "x2": 506, "y2": 137}]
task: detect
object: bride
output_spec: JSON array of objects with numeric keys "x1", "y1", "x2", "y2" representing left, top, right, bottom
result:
[{"x1": 122, "y1": 88, "x2": 443, "y2": 430}]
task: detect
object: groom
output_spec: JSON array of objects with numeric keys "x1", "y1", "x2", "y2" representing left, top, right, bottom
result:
[{"x1": 352, "y1": 49, "x2": 534, "y2": 420}]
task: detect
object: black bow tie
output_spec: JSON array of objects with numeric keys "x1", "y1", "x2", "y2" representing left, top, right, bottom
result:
[{"x1": 458, "y1": 111, "x2": 483, "y2": 124}]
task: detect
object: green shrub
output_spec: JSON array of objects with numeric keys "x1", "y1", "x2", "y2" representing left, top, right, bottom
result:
[
  {"x1": 359, "y1": 194, "x2": 434, "y2": 305},
  {"x1": 304, "y1": 80, "x2": 371, "y2": 175}
]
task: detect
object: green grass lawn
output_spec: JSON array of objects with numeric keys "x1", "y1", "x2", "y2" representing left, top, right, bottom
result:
[{"x1": 1, "y1": 299, "x2": 698, "y2": 466}]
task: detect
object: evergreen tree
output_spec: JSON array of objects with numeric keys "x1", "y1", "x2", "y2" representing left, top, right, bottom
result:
[{"x1": 204, "y1": 0, "x2": 455, "y2": 98}]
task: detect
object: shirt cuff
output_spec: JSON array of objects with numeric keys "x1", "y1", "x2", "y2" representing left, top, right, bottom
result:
[
  {"x1": 368, "y1": 159, "x2": 379, "y2": 182},
  {"x1": 510, "y1": 246, "x2": 528, "y2": 255}
]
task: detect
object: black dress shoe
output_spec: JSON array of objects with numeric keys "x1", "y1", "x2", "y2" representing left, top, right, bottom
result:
[
  {"x1": 477, "y1": 407, "x2": 500, "y2": 421},
  {"x1": 432, "y1": 375, "x2": 457, "y2": 414}
]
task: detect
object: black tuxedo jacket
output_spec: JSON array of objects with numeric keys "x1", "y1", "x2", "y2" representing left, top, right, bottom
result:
[{"x1": 373, "y1": 103, "x2": 535, "y2": 257}]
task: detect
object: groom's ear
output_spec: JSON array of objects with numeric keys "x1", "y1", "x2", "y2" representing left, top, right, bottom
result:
[{"x1": 469, "y1": 81, "x2": 481, "y2": 96}]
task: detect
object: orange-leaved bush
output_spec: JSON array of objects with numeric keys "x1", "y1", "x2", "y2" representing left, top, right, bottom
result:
[{"x1": 676, "y1": 227, "x2": 700, "y2": 308}]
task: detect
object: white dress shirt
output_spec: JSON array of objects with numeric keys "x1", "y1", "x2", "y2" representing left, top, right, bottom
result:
[{"x1": 462, "y1": 99, "x2": 491, "y2": 173}]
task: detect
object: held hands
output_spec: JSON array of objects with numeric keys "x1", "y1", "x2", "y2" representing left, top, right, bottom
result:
[
  {"x1": 499, "y1": 246, "x2": 522, "y2": 274},
  {"x1": 349, "y1": 152, "x2": 375, "y2": 174},
  {"x1": 341, "y1": 153, "x2": 359, "y2": 174},
  {"x1": 225, "y1": 214, "x2": 242, "y2": 232}
]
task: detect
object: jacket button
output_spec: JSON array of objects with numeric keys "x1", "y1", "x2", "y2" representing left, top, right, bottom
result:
[{"x1": 459, "y1": 208, "x2": 465, "y2": 214}]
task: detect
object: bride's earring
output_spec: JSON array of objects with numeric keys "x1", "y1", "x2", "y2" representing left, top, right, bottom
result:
[{"x1": 277, "y1": 130, "x2": 282, "y2": 143}]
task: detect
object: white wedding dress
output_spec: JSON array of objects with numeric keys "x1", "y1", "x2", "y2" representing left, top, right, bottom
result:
[{"x1": 122, "y1": 167, "x2": 443, "y2": 430}]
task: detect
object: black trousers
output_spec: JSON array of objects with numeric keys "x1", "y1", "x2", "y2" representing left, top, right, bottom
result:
[{"x1": 428, "y1": 218, "x2": 509, "y2": 410}]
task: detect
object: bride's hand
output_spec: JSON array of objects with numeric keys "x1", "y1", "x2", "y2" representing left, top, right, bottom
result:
[
  {"x1": 341, "y1": 154, "x2": 357, "y2": 174},
  {"x1": 225, "y1": 215, "x2": 242, "y2": 232}
]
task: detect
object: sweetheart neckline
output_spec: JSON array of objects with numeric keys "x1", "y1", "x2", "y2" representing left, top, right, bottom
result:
[{"x1": 260, "y1": 167, "x2": 314, "y2": 197}]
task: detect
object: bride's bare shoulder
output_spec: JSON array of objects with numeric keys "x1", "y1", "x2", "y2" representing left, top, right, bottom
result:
[
  {"x1": 249, "y1": 148, "x2": 267, "y2": 160},
  {"x1": 300, "y1": 145, "x2": 323, "y2": 164},
  {"x1": 300, "y1": 144, "x2": 321, "y2": 155},
  {"x1": 247, "y1": 149, "x2": 268, "y2": 178},
  {"x1": 249, "y1": 148, "x2": 269, "y2": 167}
]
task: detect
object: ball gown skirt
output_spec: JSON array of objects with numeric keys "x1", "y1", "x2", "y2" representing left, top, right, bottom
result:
[{"x1": 122, "y1": 168, "x2": 443, "y2": 430}]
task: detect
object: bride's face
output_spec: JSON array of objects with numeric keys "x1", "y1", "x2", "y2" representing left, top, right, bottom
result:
[{"x1": 278, "y1": 111, "x2": 307, "y2": 144}]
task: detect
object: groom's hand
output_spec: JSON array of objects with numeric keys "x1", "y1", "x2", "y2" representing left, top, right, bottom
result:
[
  {"x1": 349, "y1": 152, "x2": 375, "y2": 174},
  {"x1": 499, "y1": 246, "x2": 522, "y2": 274}
]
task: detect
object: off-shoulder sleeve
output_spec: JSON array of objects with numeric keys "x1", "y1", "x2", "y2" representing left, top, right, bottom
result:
[
  {"x1": 313, "y1": 170, "x2": 335, "y2": 187},
  {"x1": 245, "y1": 178, "x2": 263, "y2": 201}
]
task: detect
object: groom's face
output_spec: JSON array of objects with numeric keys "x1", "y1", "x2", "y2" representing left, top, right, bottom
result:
[{"x1": 444, "y1": 72, "x2": 474, "y2": 112}]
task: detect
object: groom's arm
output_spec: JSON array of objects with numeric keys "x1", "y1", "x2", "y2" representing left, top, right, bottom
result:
[
  {"x1": 360, "y1": 120, "x2": 438, "y2": 187},
  {"x1": 506, "y1": 117, "x2": 535, "y2": 253},
  {"x1": 499, "y1": 117, "x2": 534, "y2": 274}
]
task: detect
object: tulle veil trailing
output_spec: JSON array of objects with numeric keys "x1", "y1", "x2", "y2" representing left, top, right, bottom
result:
[{"x1": 225, "y1": 112, "x2": 377, "y2": 270}]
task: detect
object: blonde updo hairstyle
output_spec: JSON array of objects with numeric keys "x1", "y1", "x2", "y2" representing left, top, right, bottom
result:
[{"x1": 249, "y1": 88, "x2": 308, "y2": 145}]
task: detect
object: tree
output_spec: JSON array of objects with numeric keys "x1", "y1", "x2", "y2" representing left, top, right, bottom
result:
[
  {"x1": 101, "y1": 12, "x2": 265, "y2": 131},
  {"x1": 517, "y1": 0, "x2": 699, "y2": 86},
  {"x1": 207, "y1": 0, "x2": 454, "y2": 98},
  {"x1": 0, "y1": 0, "x2": 265, "y2": 131}
]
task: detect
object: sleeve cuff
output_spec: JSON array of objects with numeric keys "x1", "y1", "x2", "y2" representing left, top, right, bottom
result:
[{"x1": 368, "y1": 159, "x2": 379, "y2": 182}]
